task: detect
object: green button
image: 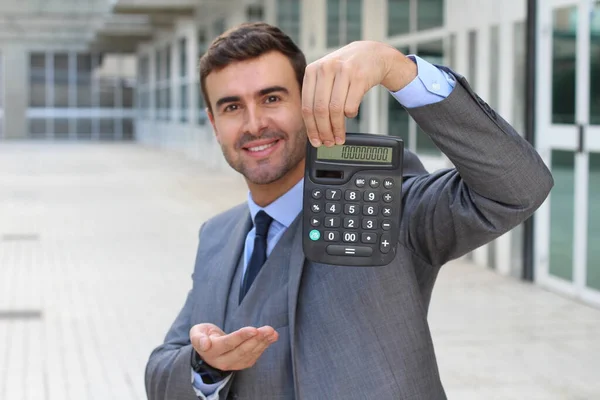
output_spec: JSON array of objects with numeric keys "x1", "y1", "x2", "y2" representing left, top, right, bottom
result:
[{"x1": 309, "y1": 229, "x2": 320, "y2": 241}]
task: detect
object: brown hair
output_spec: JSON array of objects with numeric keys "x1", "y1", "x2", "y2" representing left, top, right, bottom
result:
[{"x1": 199, "y1": 22, "x2": 306, "y2": 112}]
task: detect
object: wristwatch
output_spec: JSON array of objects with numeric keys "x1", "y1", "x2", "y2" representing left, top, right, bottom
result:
[{"x1": 191, "y1": 350, "x2": 230, "y2": 384}]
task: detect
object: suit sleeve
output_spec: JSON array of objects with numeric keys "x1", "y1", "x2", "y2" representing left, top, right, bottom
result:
[
  {"x1": 396, "y1": 71, "x2": 553, "y2": 268},
  {"x1": 145, "y1": 223, "x2": 236, "y2": 400}
]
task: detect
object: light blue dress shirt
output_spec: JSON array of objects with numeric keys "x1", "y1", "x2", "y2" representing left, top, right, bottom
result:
[{"x1": 192, "y1": 54, "x2": 456, "y2": 399}]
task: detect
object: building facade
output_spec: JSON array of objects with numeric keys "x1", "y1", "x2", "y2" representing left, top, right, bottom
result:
[{"x1": 0, "y1": 0, "x2": 598, "y2": 308}]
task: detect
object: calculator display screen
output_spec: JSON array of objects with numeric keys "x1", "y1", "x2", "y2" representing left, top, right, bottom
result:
[{"x1": 316, "y1": 145, "x2": 393, "y2": 164}]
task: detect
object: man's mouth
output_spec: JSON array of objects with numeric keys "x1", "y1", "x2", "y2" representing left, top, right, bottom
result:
[
  {"x1": 242, "y1": 139, "x2": 281, "y2": 158},
  {"x1": 247, "y1": 141, "x2": 277, "y2": 152}
]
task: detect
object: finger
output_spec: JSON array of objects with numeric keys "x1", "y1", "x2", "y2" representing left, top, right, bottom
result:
[
  {"x1": 313, "y1": 64, "x2": 336, "y2": 147},
  {"x1": 344, "y1": 78, "x2": 364, "y2": 120},
  {"x1": 301, "y1": 64, "x2": 321, "y2": 147},
  {"x1": 329, "y1": 64, "x2": 351, "y2": 145},
  {"x1": 190, "y1": 323, "x2": 225, "y2": 352},
  {"x1": 209, "y1": 326, "x2": 259, "y2": 355},
  {"x1": 218, "y1": 330, "x2": 277, "y2": 370}
]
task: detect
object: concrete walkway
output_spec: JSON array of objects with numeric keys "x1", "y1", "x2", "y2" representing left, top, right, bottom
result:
[{"x1": 0, "y1": 142, "x2": 598, "y2": 400}]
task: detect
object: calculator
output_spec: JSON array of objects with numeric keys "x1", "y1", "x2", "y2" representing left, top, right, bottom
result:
[{"x1": 302, "y1": 133, "x2": 404, "y2": 267}]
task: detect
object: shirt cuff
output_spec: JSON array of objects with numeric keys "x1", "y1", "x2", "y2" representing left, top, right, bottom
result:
[
  {"x1": 191, "y1": 368, "x2": 232, "y2": 399},
  {"x1": 389, "y1": 55, "x2": 456, "y2": 108}
]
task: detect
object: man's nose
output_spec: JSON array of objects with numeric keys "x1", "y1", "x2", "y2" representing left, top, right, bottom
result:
[{"x1": 242, "y1": 105, "x2": 268, "y2": 136}]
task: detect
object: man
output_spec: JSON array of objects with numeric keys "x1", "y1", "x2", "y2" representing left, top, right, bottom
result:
[{"x1": 145, "y1": 22, "x2": 553, "y2": 399}]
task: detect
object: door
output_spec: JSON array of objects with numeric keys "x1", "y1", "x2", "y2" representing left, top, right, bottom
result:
[{"x1": 536, "y1": 0, "x2": 600, "y2": 306}]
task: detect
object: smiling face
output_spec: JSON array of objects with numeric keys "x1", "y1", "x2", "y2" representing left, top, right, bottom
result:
[{"x1": 205, "y1": 51, "x2": 307, "y2": 189}]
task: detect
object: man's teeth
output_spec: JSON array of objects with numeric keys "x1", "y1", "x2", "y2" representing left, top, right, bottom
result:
[{"x1": 248, "y1": 142, "x2": 276, "y2": 152}]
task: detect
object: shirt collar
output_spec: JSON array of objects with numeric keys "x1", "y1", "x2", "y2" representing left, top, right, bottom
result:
[{"x1": 247, "y1": 178, "x2": 304, "y2": 228}]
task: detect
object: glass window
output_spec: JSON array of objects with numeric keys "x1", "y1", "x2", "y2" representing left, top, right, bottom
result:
[
  {"x1": 590, "y1": 1, "x2": 600, "y2": 125},
  {"x1": 180, "y1": 83, "x2": 188, "y2": 122},
  {"x1": 179, "y1": 38, "x2": 187, "y2": 79},
  {"x1": 346, "y1": 0, "x2": 362, "y2": 44},
  {"x1": 77, "y1": 54, "x2": 92, "y2": 108},
  {"x1": 489, "y1": 25, "x2": 500, "y2": 110},
  {"x1": 277, "y1": 0, "x2": 301, "y2": 45},
  {"x1": 327, "y1": 0, "x2": 341, "y2": 48},
  {"x1": 587, "y1": 152, "x2": 600, "y2": 290},
  {"x1": 53, "y1": 118, "x2": 69, "y2": 138},
  {"x1": 99, "y1": 79, "x2": 115, "y2": 108},
  {"x1": 552, "y1": 6, "x2": 576, "y2": 124},
  {"x1": 28, "y1": 118, "x2": 47, "y2": 138},
  {"x1": 76, "y1": 118, "x2": 92, "y2": 139},
  {"x1": 327, "y1": 0, "x2": 362, "y2": 48},
  {"x1": 468, "y1": 30, "x2": 478, "y2": 90},
  {"x1": 416, "y1": 40, "x2": 443, "y2": 155},
  {"x1": 417, "y1": 0, "x2": 444, "y2": 31},
  {"x1": 165, "y1": 45, "x2": 171, "y2": 81},
  {"x1": 387, "y1": 0, "x2": 410, "y2": 37},
  {"x1": 122, "y1": 118, "x2": 134, "y2": 140},
  {"x1": 213, "y1": 18, "x2": 226, "y2": 36},
  {"x1": 247, "y1": 5, "x2": 264, "y2": 21},
  {"x1": 53, "y1": 53, "x2": 69, "y2": 108},
  {"x1": 549, "y1": 150, "x2": 575, "y2": 281},
  {"x1": 99, "y1": 119, "x2": 115, "y2": 136},
  {"x1": 122, "y1": 81, "x2": 134, "y2": 109},
  {"x1": 29, "y1": 53, "x2": 46, "y2": 108},
  {"x1": 513, "y1": 21, "x2": 527, "y2": 135}
]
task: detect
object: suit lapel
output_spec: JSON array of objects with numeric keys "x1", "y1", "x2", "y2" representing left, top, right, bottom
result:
[
  {"x1": 286, "y1": 212, "x2": 306, "y2": 393},
  {"x1": 203, "y1": 206, "x2": 251, "y2": 328}
]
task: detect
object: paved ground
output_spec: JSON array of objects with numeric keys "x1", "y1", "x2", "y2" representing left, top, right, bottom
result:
[{"x1": 0, "y1": 142, "x2": 599, "y2": 400}]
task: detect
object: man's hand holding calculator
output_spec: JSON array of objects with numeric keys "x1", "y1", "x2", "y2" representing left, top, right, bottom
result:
[{"x1": 300, "y1": 41, "x2": 417, "y2": 148}]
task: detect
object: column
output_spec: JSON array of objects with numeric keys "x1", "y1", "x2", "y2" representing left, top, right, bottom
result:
[{"x1": 3, "y1": 44, "x2": 28, "y2": 139}]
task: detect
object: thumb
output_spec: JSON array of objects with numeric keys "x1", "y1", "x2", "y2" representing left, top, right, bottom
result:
[{"x1": 190, "y1": 323, "x2": 224, "y2": 352}]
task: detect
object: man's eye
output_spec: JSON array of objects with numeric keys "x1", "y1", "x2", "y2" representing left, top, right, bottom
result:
[
  {"x1": 224, "y1": 104, "x2": 239, "y2": 112},
  {"x1": 265, "y1": 96, "x2": 279, "y2": 103}
]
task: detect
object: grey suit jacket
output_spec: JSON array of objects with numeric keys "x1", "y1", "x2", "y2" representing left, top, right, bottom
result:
[{"x1": 145, "y1": 70, "x2": 554, "y2": 399}]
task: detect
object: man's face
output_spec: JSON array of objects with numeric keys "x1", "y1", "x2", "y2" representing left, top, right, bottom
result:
[{"x1": 205, "y1": 51, "x2": 307, "y2": 185}]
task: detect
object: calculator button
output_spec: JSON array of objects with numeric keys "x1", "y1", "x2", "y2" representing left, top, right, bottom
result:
[
  {"x1": 380, "y1": 234, "x2": 392, "y2": 253},
  {"x1": 309, "y1": 230, "x2": 321, "y2": 241},
  {"x1": 361, "y1": 233, "x2": 377, "y2": 244},
  {"x1": 362, "y1": 204, "x2": 378, "y2": 216},
  {"x1": 326, "y1": 189, "x2": 342, "y2": 200},
  {"x1": 383, "y1": 178, "x2": 394, "y2": 189},
  {"x1": 310, "y1": 217, "x2": 321, "y2": 227},
  {"x1": 381, "y1": 220, "x2": 392, "y2": 231},
  {"x1": 369, "y1": 178, "x2": 380, "y2": 188},
  {"x1": 382, "y1": 207, "x2": 392, "y2": 217},
  {"x1": 344, "y1": 204, "x2": 360, "y2": 215},
  {"x1": 345, "y1": 190, "x2": 360, "y2": 201},
  {"x1": 343, "y1": 217, "x2": 359, "y2": 229},
  {"x1": 342, "y1": 232, "x2": 359, "y2": 243},
  {"x1": 382, "y1": 192, "x2": 393, "y2": 203},
  {"x1": 324, "y1": 231, "x2": 340, "y2": 242},
  {"x1": 325, "y1": 203, "x2": 341, "y2": 214},
  {"x1": 355, "y1": 177, "x2": 366, "y2": 187},
  {"x1": 311, "y1": 189, "x2": 323, "y2": 199},
  {"x1": 324, "y1": 216, "x2": 341, "y2": 228},
  {"x1": 362, "y1": 218, "x2": 377, "y2": 230},
  {"x1": 364, "y1": 191, "x2": 379, "y2": 202},
  {"x1": 311, "y1": 204, "x2": 322, "y2": 213},
  {"x1": 326, "y1": 245, "x2": 373, "y2": 257}
]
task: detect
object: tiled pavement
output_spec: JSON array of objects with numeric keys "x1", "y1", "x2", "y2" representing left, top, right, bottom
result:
[{"x1": 0, "y1": 142, "x2": 598, "y2": 400}]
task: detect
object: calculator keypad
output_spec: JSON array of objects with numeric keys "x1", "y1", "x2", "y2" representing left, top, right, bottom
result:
[{"x1": 307, "y1": 175, "x2": 397, "y2": 260}]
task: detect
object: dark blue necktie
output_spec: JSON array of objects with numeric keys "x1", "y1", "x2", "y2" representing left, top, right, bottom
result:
[{"x1": 240, "y1": 210, "x2": 273, "y2": 303}]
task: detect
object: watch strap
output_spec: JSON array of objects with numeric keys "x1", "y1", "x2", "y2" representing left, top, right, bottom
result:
[{"x1": 191, "y1": 350, "x2": 230, "y2": 384}]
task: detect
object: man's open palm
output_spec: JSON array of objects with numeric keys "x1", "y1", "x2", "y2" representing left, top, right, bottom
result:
[{"x1": 190, "y1": 323, "x2": 279, "y2": 371}]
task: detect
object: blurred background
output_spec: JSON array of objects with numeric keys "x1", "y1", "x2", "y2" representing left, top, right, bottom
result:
[{"x1": 0, "y1": 0, "x2": 599, "y2": 399}]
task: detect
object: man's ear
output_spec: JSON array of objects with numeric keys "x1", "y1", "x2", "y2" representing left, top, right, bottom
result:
[{"x1": 207, "y1": 108, "x2": 220, "y2": 143}]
